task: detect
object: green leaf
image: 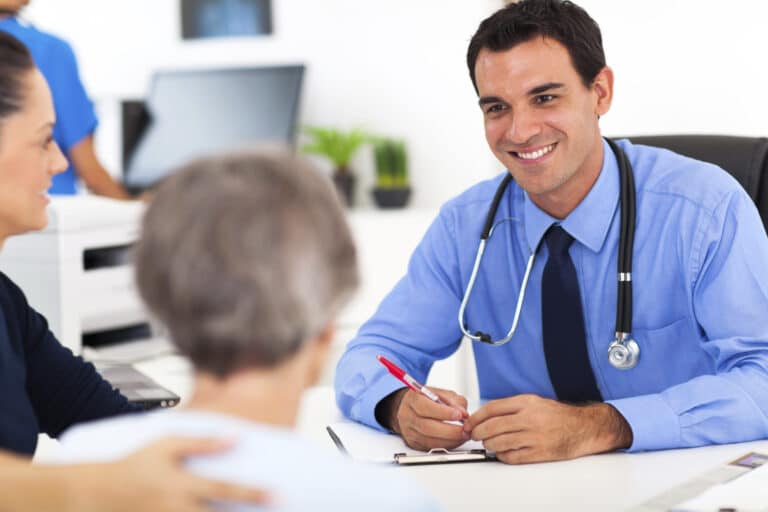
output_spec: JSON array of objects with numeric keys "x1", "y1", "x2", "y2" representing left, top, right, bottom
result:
[{"x1": 301, "y1": 126, "x2": 369, "y2": 169}]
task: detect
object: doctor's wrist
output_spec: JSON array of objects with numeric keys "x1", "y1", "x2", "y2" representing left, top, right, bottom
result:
[
  {"x1": 591, "y1": 403, "x2": 633, "y2": 452},
  {"x1": 375, "y1": 388, "x2": 408, "y2": 433}
]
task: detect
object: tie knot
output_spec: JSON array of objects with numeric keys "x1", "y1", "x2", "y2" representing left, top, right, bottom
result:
[{"x1": 545, "y1": 225, "x2": 574, "y2": 256}]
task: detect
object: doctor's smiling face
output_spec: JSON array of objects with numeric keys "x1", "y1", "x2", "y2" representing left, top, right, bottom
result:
[
  {"x1": 474, "y1": 36, "x2": 613, "y2": 219},
  {"x1": 0, "y1": 67, "x2": 67, "y2": 245}
]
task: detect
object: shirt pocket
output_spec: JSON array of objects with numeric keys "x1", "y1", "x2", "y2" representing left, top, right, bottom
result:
[{"x1": 617, "y1": 317, "x2": 710, "y2": 395}]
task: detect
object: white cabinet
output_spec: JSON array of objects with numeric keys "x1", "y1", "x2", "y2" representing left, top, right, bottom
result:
[{"x1": 0, "y1": 196, "x2": 147, "y2": 353}]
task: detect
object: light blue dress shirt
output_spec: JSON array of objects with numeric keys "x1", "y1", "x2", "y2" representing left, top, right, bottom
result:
[
  {"x1": 53, "y1": 410, "x2": 441, "y2": 511},
  {"x1": 335, "y1": 138, "x2": 768, "y2": 452}
]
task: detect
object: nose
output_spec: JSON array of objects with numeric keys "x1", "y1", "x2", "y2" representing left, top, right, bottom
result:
[
  {"x1": 49, "y1": 141, "x2": 68, "y2": 176},
  {"x1": 504, "y1": 106, "x2": 542, "y2": 146}
]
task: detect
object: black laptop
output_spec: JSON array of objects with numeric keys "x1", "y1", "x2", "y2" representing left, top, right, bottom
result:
[{"x1": 97, "y1": 363, "x2": 180, "y2": 410}]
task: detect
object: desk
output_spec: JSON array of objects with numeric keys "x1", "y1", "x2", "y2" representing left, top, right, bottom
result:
[
  {"x1": 137, "y1": 359, "x2": 768, "y2": 512},
  {"x1": 297, "y1": 387, "x2": 768, "y2": 512}
]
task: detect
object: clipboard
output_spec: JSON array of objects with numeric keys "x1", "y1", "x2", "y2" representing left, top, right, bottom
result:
[
  {"x1": 326, "y1": 422, "x2": 496, "y2": 465},
  {"x1": 393, "y1": 447, "x2": 496, "y2": 465}
]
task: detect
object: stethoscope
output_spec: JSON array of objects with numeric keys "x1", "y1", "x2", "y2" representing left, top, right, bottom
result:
[{"x1": 457, "y1": 138, "x2": 640, "y2": 370}]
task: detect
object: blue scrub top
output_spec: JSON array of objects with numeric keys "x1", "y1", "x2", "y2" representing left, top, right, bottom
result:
[{"x1": 0, "y1": 16, "x2": 98, "y2": 195}]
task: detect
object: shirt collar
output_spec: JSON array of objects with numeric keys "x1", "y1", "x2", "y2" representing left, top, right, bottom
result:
[{"x1": 523, "y1": 138, "x2": 620, "y2": 253}]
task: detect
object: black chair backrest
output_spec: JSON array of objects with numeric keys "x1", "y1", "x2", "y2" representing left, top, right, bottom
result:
[{"x1": 627, "y1": 135, "x2": 768, "y2": 233}]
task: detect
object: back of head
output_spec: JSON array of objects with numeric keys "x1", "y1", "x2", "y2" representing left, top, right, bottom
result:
[
  {"x1": 134, "y1": 150, "x2": 359, "y2": 377},
  {"x1": 0, "y1": 31, "x2": 34, "y2": 129},
  {"x1": 466, "y1": 0, "x2": 605, "y2": 92}
]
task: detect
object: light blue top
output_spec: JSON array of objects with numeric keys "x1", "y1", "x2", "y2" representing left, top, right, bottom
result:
[
  {"x1": 54, "y1": 410, "x2": 441, "y2": 511},
  {"x1": 335, "y1": 138, "x2": 768, "y2": 452},
  {"x1": 0, "y1": 16, "x2": 98, "y2": 195}
]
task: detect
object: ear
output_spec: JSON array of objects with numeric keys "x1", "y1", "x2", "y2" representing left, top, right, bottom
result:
[
  {"x1": 303, "y1": 322, "x2": 336, "y2": 387},
  {"x1": 592, "y1": 66, "x2": 614, "y2": 117},
  {"x1": 314, "y1": 322, "x2": 335, "y2": 349}
]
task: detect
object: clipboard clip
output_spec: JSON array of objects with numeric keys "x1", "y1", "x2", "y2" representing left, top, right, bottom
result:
[{"x1": 393, "y1": 448, "x2": 495, "y2": 465}]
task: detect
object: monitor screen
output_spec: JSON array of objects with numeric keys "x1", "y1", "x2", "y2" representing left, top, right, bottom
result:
[{"x1": 123, "y1": 64, "x2": 304, "y2": 191}]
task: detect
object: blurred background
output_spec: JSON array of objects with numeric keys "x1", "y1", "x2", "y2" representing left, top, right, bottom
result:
[
  {"x1": 5, "y1": 0, "x2": 767, "y2": 404},
  {"x1": 22, "y1": 0, "x2": 768, "y2": 209}
]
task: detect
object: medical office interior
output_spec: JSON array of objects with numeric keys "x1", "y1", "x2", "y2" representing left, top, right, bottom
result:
[{"x1": 4, "y1": 0, "x2": 768, "y2": 510}]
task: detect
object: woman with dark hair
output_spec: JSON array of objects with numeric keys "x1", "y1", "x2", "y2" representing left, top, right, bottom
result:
[
  {"x1": 0, "y1": 19, "x2": 132, "y2": 459},
  {"x1": 0, "y1": 30, "x2": 268, "y2": 511}
]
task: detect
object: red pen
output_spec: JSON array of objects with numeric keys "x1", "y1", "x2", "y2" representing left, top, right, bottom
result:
[{"x1": 376, "y1": 354, "x2": 444, "y2": 404}]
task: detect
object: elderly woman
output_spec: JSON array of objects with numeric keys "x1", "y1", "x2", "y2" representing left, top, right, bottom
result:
[
  {"x1": 0, "y1": 31, "x2": 267, "y2": 511},
  {"x1": 52, "y1": 149, "x2": 441, "y2": 510}
]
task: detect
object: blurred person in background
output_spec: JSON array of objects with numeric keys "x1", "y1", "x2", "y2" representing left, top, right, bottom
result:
[{"x1": 0, "y1": 0, "x2": 133, "y2": 198}]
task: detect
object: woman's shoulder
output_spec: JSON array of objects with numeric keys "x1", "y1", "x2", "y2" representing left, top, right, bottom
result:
[
  {"x1": 0, "y1": 271, "x2": 26, "y2": 301},
  {"x1": 0, "y1": 271, "x2": 25, "y2": 305}
]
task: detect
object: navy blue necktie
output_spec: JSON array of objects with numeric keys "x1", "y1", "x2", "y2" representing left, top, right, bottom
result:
[{"x1": 541, "y1": 225, "x2": 603, "y2": 403}]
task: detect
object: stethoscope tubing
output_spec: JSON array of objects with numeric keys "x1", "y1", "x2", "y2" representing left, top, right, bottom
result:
[
  {"x1": 610, "y1": 138, "x2": 634, "y2": 338},
  {"x1": 459, "y1": 138, "x2": 636, "y2": 350}
]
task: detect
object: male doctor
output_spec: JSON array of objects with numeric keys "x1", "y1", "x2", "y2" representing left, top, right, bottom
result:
[{"x1": 334, "y1": 0, "x2": 768, "y2": 464}]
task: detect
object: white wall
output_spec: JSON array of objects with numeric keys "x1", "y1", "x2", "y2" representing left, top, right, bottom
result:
[
  {"x1": 21, "y1": 0, "x2": 768, "y2": 208},
  {"x1": 23, "y1": 0, "x2": 500, "y2": 208},
  {"x1": 581, "y1": 0, "x2": 768, "y2": 138}
]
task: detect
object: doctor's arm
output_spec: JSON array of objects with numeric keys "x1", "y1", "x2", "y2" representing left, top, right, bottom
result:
[
  {"x1": 465, "y1": 190, "x2": 768, "y2": 463},
  {"x1": 603, "y1": 191, "x2": 768, "y2": 452},
  {"x1": 334, "y1": 209, "x2": 470, "y2": 447}
]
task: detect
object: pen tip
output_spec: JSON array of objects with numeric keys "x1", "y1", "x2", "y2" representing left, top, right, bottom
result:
[{"x1": 376, "y1": 354, "x2": 383, "y2": 361}]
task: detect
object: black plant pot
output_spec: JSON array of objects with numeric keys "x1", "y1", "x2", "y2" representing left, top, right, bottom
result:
[
  {"x1": 332, "y1": 172, "x2": 356, "y2": 207},
  {"x1": 372, "y1": 187, "x2": 411, "y2": 209}
]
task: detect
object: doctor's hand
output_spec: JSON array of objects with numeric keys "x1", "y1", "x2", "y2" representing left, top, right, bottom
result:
[
  {"x1": 377, "y1": 387, "x2": 469, "y2": 451},
  {"x1": 463, "y1": 394, "x2": 633, "y2": 464}
]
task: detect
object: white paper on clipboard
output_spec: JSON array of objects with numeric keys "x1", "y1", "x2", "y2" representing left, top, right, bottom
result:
[{"x1": 327, "y1": 420, "x2": 487, "y2": 464}]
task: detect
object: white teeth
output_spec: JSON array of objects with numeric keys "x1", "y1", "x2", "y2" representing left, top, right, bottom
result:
[{"x1": 516, "y1": 144, "x2": 555, "y2": 160}]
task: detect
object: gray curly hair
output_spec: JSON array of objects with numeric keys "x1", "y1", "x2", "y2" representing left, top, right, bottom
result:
[{"x1": 134, "y1": 149, "x2": 358, "y2": 377}]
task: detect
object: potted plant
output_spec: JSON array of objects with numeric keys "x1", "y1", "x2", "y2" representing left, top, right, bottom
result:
[
  {"x1": 301, "y1": 126, "x2": 367, "y2": 206},
  {"x1": 372, "y1": 138, "x2": 411, "y2": 208}
]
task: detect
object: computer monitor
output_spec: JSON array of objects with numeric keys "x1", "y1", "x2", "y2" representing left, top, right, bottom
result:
[{"x1": 123, "y1": 64, "x2": 304, "y2": 192}]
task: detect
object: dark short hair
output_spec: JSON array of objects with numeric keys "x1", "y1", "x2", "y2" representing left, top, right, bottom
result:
[
  {"x1": 0, "y1": 31, "x2": 34, "y2": 126},
  {"x1": 134, "y1": 149, "x2": 359, "y2": 378},
  {"x1": 466, "y1": 0, "x2": 605, "y2": 93}
]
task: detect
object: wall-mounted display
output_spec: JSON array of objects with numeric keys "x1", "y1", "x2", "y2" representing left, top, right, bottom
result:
[{"x1": 181, "y1": 0, "x2": 272, "y2": 40}]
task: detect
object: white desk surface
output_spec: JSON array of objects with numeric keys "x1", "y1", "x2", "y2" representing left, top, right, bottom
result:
[{"x1": 139, "y1": 355, "x2": 768, "y2": 512}]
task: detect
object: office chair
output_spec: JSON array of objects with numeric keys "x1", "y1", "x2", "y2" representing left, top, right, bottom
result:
[{"x1": 627, "y1": 135, "x2": 768, "y2": 233}]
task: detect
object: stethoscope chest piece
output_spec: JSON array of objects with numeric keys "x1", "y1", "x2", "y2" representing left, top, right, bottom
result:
[{"x1": 607, "y1": 333, "x2": 639, "y2": 369}]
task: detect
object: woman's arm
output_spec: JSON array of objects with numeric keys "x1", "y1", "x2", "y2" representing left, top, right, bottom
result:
[{"x1": 0, "y1": 438, "x2": 270, "y2": 512}]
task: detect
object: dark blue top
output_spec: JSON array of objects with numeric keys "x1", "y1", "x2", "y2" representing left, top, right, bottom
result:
[
  {"x1": 0, "y1": 16, "x2": 98, "y2": 195},
  {"x1": 0, "y1": 272, "x2": 137, "y2": 455}
]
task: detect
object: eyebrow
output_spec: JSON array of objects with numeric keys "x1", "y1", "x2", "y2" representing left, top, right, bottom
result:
[
  {"x1": 527, "y1": 82, "x2": 564, "y2": 95},
  {"x1": 36, "y1": 121, "x2": 55, "y2": 133},
  {"x1": 478, "y1": 96, "x2": 505, "y2": 107}
]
